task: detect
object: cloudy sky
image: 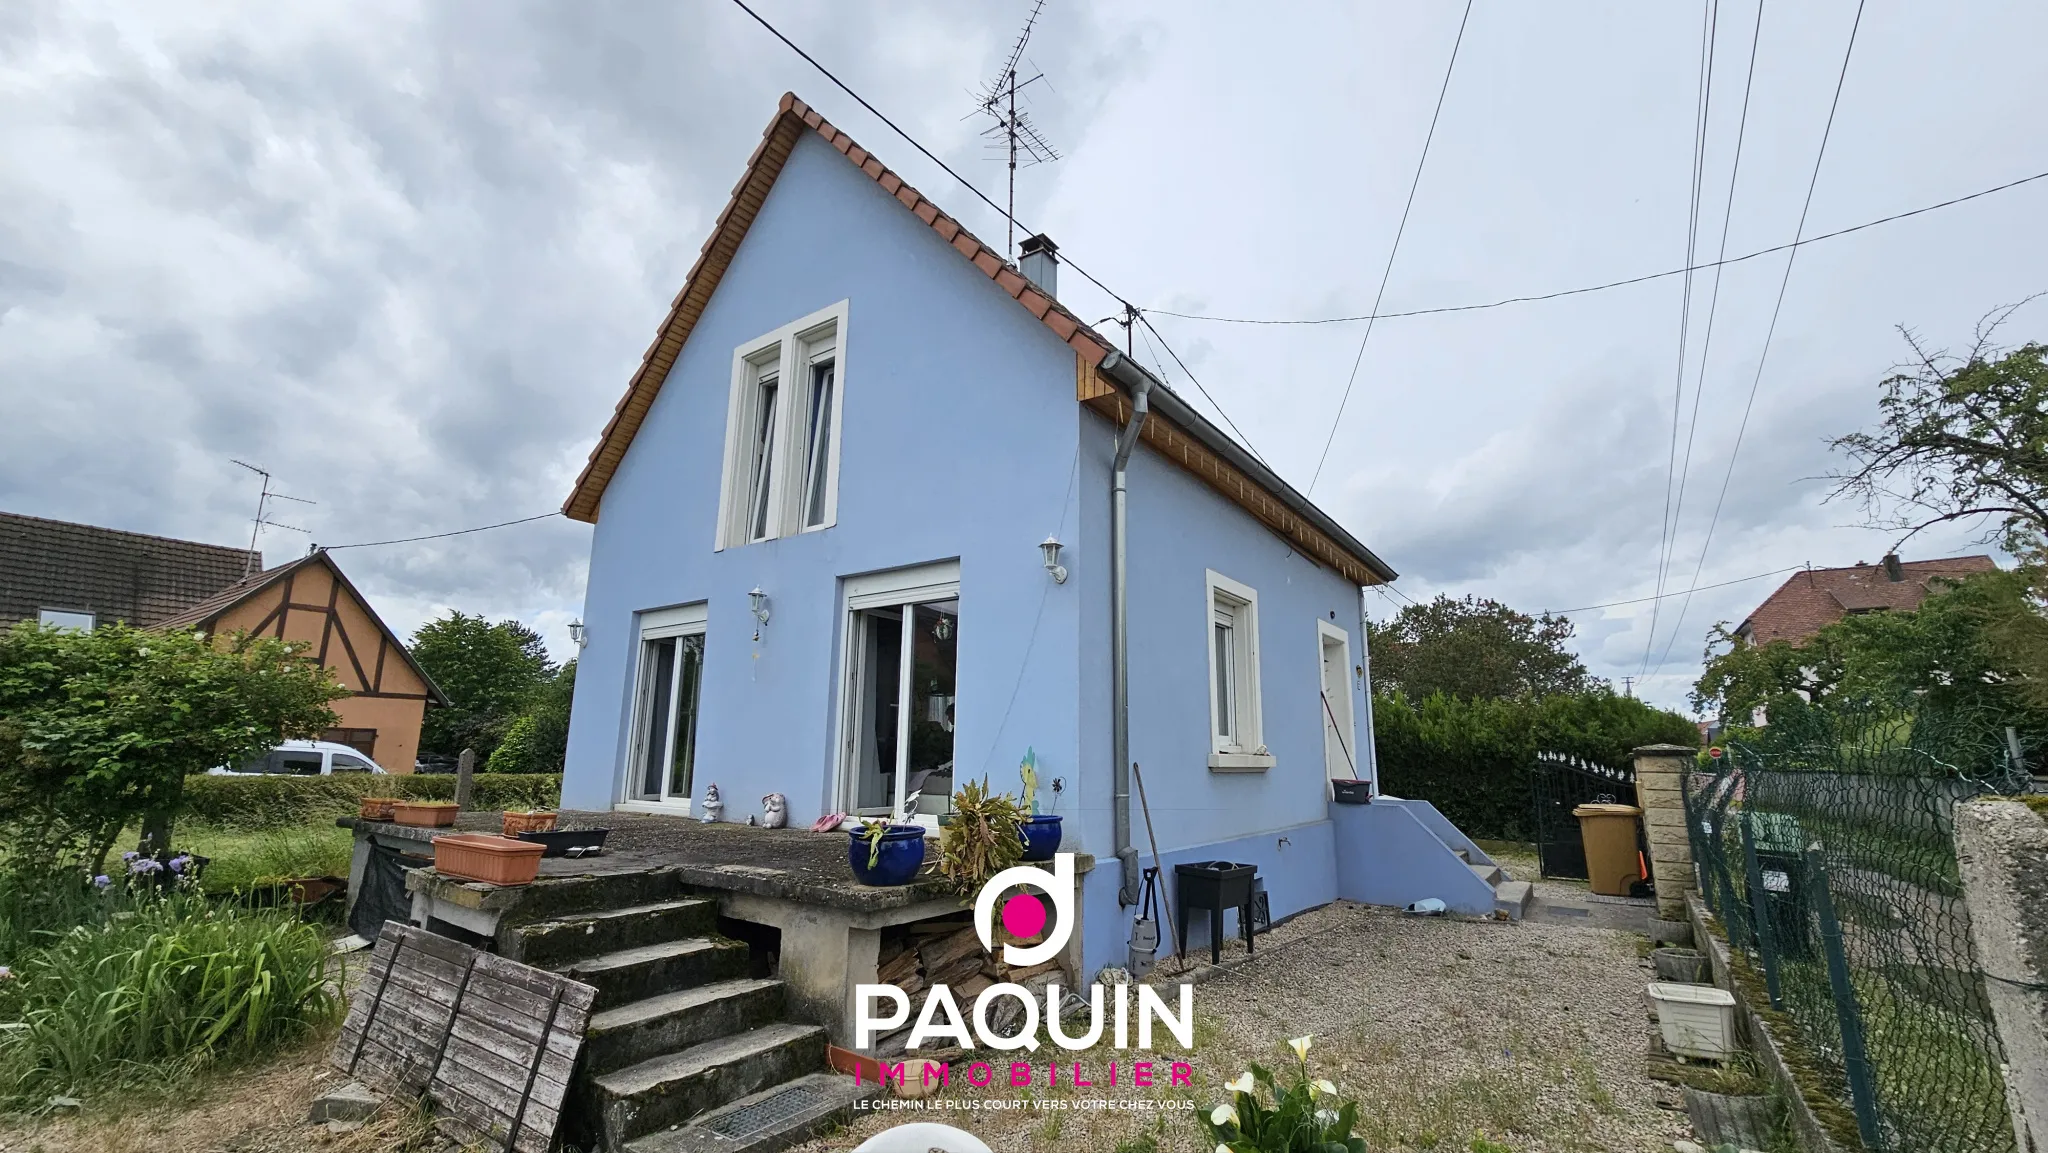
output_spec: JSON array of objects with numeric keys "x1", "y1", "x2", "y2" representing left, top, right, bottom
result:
[{"x1": 4, "y1": 1, "x2": 2045, "y2": 712}]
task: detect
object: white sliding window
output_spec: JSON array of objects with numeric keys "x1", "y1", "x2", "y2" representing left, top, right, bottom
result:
[
  {"x1": 1205, "y1": 570, "x2": 1271, "y2": 772},
  {"x1": 623, "y1": 603, "x2": 707, "y2": 812},
  {"x1": 716, "y1": 300, "x2": 849, "y2": 549}
]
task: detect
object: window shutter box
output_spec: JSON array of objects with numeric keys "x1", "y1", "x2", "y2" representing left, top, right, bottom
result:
[{"x1": 433, "y1": 834, "x2": 547, "y2": 886}]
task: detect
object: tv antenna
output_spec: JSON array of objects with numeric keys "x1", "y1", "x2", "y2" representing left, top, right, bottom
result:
[
  {"x1": 230, "y1": 459, "x2": 315, "y2": 575},
  {"x1": 972, "y1": 0, "x2": 1059, "y2": 258}
]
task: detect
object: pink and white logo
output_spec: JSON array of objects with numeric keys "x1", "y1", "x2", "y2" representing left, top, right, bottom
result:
[{"x1": 972, "y1": 852, "x2": 1074, "y2": 967}]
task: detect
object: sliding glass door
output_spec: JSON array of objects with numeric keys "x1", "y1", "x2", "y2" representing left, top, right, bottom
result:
[
  {"x1": 628, "y1": 605, "x2": 706, "y2": 809},
  {"x1": 839, "y1": 563, "x2": 959, "y2": 821}
]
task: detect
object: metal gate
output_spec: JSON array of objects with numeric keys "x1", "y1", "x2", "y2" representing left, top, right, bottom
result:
[{"x1": 1532, "y1": 751, "x2": 1636, "y2": 879}]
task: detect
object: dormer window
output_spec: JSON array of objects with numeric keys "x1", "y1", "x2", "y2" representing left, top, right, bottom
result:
[{"x1": 717, "y1": 301, "x2": 848, "y2": 549}]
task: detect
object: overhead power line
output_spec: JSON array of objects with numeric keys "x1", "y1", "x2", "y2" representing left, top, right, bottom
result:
[
  {"x1": 1651, "y1": 0, "x2": 1867, "y2": 669},
  {"x1": 1144, "y1": 167, "x2": 2048, "y2": 327},
  {"x1": 323, "y1": 512, "x2": 562, "y2": 551},
  {"x1": 1308, "y1": 0, "x2": 1474, "y2": 497},
  {"x1": 1543, "y1": 564, "x2": 1805, "y2": 616}
]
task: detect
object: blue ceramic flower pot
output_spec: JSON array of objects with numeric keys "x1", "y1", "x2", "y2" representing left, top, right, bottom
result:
[
  {"x1": 848, "y1": 825, "x2": 928, "y2": 886},
  {"x1": 1018, "y1": 815, "x2": 1063, "y2": 861}
]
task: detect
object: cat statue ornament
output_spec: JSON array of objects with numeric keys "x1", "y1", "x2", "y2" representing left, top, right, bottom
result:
[{"x1": 761, "y1": 793, "x2": 789, "y2": 829}]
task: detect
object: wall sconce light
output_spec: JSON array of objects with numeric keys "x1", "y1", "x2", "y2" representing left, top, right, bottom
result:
[
  {"x1": 1040, "y1": 535, "x2": 1067, "y2": 584},
  {"x1": 567, "y1": 619, "x2": 587, "y2": 649}
]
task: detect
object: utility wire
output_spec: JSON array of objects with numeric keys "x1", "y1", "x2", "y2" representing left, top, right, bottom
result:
[
  {"x1": 1643, "y1": 0, "x2": 1723, "y2": 678},
  {"x1": 1544, "y1": 564, "x2": 1805, "y2": 615},
  {"x1": 1137, "y1": 311, "x2": 1272, "y2": 469},
  {"x1": 1653, "y1": 0, "x2": 1767, "y2": 675},
  {"x1": 1308, "y1": 0, "x2": 1474, "y2": 497},
  {"x1": 323, "y1": 512, "x2": 562, "y2": 550},
  {"x1": 1656, "y1": 0, "x2": 1867, "y2": 665},
  {"x1": 1143, "y1": 168, "x2": 2048, "y2": 326}
]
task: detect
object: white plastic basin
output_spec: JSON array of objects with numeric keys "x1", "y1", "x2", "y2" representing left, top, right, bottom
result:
[{"x1": 1648, "y1": 980, "x2": 1737, "y2": 1059}]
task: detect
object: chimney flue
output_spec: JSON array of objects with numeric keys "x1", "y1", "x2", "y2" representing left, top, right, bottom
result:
[
  {"x1": 1883, "y1": 553, "x2": 1904, "y2": 582},
  {"x1": 1020, "y1": 233, "x2": 1058, "y2": 298}
]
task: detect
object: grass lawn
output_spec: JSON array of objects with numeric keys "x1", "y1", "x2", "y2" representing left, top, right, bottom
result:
[{"x1": 123, "y1": 821, "x2": 355, "y2": 895}]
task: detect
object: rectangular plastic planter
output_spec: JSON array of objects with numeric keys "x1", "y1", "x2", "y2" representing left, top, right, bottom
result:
[
  {"x1": 1647, "y1": 980, "x2": 1737, "y2": 1059},
  {"x1": 433, "y1": 834, "x2": 546, "y2": 886},
  {"x1": 501, "y1": 810, "x2": 558, "y2": 837},
  {"x1": 359, "y1": 796, "x2": 400, "y2": 821},
  {"x1": 392, "y1": 801, "x2": 459, "y2": 828},
  {"x1": 1330, "y1": 779, "x2": 1373, "y2": 804}
]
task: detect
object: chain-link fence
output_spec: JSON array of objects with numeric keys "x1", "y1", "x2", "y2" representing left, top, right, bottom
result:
[{"x1": 1683, "y1": 705, "x2": 2027, "y2": 1153}]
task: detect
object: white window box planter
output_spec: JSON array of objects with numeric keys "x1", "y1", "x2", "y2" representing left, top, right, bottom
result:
[{"x1": 1647, "y1": 981, "x2": 1737, "y2": 1060}]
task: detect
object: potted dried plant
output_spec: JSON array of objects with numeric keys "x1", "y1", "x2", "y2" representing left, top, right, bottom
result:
[
  {"x1": 847, "y1": 819, "x2": 926, "y2": 886},
  {"x1": 392, "y1": 799, "x2": 459, "y2": 828},
  {"x1": 937, "y1": 778, "x2": 1025, "y2": 892}
]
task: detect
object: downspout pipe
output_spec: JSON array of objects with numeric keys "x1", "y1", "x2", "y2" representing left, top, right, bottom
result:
[{"x1": 1101, "y1": 350, "x2": 1156, "y2": 907}]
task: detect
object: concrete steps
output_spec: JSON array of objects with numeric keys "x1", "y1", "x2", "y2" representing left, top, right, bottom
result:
[
  {"x1": 585, "y1": 1022, "x2": 829, "y2": 1150},
  {"x1": 557, "y1": 937, "x2": 753, "y2": 1011},
  {"x1": 1493, "y1": 879, "x2": 1534, "y2": 921},
  {"x1": 504, "y1": 897, "x2": 720, "y2": 967},
  {"x1": 584, "y1": 977, "x2": 788, "y2": 1076},
  {"x1": 622, "y1": 1072, "x2": 867, "y2": 1153},
  {"x1": 1465, "y1": 861, "x2": 1504, "y2": 887}
]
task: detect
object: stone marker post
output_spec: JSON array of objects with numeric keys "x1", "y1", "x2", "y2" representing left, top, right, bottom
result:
[
  {"x1": 456, "y1": 747, "x2": 476, "y2": 810},
  {"x1": 1631, "y1": 743, "x2": 1698, "y2": 921},
  {"x1": 1954, "y1": 797, "x2": 2048, "y2": 1152}
]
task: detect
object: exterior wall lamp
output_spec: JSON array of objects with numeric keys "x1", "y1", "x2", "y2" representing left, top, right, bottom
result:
[
  {"x1": 1040, "y1": 535, "x2": 1067, "y2": 584},
  {"x1": 748, "y1": 587, "x2": 772, "y2": 641},
  {"x1": 567, "y1": 619, "x2": 587, "y2": 649}
]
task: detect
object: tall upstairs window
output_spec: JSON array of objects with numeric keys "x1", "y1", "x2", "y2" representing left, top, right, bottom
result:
[{"x1": 717, "y1": 301, "x2": 848, "y2": 549}]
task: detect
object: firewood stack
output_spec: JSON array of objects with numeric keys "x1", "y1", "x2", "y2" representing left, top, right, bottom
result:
[{"x1": 868, "y1": 914, "x2": 1069, "y2": 1060}]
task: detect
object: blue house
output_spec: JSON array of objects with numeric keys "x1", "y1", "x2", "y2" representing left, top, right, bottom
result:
[{"x1": 558, "y1": 95, "x2": 1502, "y2": 979}]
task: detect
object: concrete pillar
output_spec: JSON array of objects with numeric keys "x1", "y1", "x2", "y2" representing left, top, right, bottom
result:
[
  {"x1": 1631, "y1": 743, "x2": 1697, "y2": 920},
  {"x1": 456, "y1": 747, "x2": 476, "y2": 809},
  {"x1": 1953, "y1": 798, "x2": 2048, "y2": 1153}
]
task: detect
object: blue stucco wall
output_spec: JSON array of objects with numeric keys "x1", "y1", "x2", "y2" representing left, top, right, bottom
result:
[{"x1": 561, "y1": 130, "x2": 1086, "y2": 824}]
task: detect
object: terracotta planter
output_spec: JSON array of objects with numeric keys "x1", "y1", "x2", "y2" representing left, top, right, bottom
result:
[
  {"x1": 359, "y1": 797, "x2": 400, "y2": 821},
  {"x1": 434, "y1": 834, "x2": 546, "y2": 886},
  {"x1": 393, "y1": 801, "x2": 459, "y2": 828},
  {"x1": 502, "y1": 810, "x2": 559, "y2": 837}
]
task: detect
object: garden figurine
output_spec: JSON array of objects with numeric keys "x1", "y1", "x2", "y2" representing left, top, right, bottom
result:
[
  {"x1": 1019, "y1": 749, "x2": 1039, "y2": 815},
  {"x1": 761, "y1": 793, "x2": 788, "y2": 829},
  {"x1": 700, "y1": 783, "x2": 723, "y2": 823}
]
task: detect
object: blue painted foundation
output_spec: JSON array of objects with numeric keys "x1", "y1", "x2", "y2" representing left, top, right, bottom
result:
[{"x1": 1331, "y1": 799, "x2": 1496, "y2": 917}]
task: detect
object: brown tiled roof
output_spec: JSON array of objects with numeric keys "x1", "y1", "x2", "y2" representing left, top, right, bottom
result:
[
  {"x1": 155, "y1": 550, "x2": 451, "y2": 706},
  {"x1": 1735, "y1": 555, "x2": 1998, "y2": 646},
  {"x1": 560, "y1": 93, "x2": 1120, "y2": 524},
  {"x1": 0, "y1": 511, "x2": 259, "y2": 628}
]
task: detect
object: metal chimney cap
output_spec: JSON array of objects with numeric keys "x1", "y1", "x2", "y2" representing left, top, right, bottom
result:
[{"x1": 1020, "y1": 233, "x2": 1058, "y2": 256}]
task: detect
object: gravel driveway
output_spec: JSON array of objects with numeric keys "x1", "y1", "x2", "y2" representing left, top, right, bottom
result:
[{"x1": 799, "y1": 899, "x2": 1693, "y2": 1153}]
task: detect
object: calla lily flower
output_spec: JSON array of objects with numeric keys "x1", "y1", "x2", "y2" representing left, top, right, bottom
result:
[
  {"x1": 1288, "y1": 1034, "x2": 1313, "y2": 1061},
  {"x1": 1210, "y1": 1103, "x2": 1239, "y2": 1128},
  {"x1": 1215, "y1": 1146, "x2": 1232, "y2": 1153},
  {"x1": 1310, "y1": 1078, "x2": 1337, "y2": 1096},
  {"x1": 1224, "y1": 1071, "x2": 1255, "y2": 1096}
]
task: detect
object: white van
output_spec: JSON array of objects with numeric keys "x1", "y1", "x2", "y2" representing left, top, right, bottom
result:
[{"x1": 210, "y1": 739, "x2": 389, "y2": 776}]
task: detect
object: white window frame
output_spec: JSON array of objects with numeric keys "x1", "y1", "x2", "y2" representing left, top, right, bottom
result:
[
  {"x1": 833, "y1": 559, "x2": 961, "y2": 828},
  {"x1": 617, "y1": 602, "x2": 709, "y2": 815},
  {"x1": 1316, "y1": 619, "x2": 1358, "y2": 786},
  {"x1": 38, "y1": 608, "x2": 95, "y2": 632},
  {"x1": 1205, "y1": 570, "x2": 1271, "y2": 772},
  {"x1": 715, "y1": 300, "x2": 849, "y2": 549}
]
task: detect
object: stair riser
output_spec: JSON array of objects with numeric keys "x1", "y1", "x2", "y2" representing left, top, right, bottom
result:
[
  {"x1": 496, "y1": 867, "x2": 688, "y2": 929},
  {"x1": 584, "y1": 984, "x2": 788, "y2": 1076},
  {"x1": 573, "y1": 943, "x2": 752, "y2": 1010},
  {"x1": 596, "y1": 1032, "x2": 827, "y2": 1148},
  {"x1": 506, "y1": 901, "x2": 721, "y2": 967}
]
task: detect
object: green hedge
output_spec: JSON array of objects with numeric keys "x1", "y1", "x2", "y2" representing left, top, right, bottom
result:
[
  {"x1": 180, "y1": 773, "x2": 562, "y2": 829},
  {"x1": 1372, "y1": 689, "x2": 1697, "y2": 841}
]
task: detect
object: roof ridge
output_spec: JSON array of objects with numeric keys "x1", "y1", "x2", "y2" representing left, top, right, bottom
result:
[{"x1": 0, "y1": 509, "x2": 258, "y2": 560}]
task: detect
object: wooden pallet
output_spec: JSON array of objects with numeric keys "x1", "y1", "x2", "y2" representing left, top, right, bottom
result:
[{"x1": 333, "y1": 921, "x2": 597, "y2": 1153}]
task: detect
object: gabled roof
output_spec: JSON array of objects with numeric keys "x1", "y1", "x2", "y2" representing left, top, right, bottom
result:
[
  {"x1": 561, "y1": 93, "x2": 1396, "y2": 586},
  {"x1": 156, "y1": 550, "x2": 452, "y2": 706},
  {"x1": 1735, "y1": 555, "x2": 1998, "y2": 646},
  {"x1": 0, "y1": 510, "x2": 258, "y2": 628}
]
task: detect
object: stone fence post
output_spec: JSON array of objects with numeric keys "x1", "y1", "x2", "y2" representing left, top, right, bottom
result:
[
  {"x1": 456, "y1": 747, "x2": 476, "y2": 809},
  {"x1": 1954, "y1": 797, "x2": 2048, "y2": 1152},
  {"x1": 1631, "y1": 743, "x2": 1697, "y2": 920}
]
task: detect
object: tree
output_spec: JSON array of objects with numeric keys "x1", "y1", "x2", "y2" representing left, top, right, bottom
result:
[
  {"x1": 1367, "y1": 594, "x2": 1594, "y2": 701},
  {"x1": 410, "y1": 612, "x2": 554, "y2": 760},
  {"x1": 486, "y1": 661, "x2": 576, "y2": 775},
  {"x1": 0, "y1": 622, "x2": 343, "y2": 871},
  {"x1": 1827, "y1": 320, "x2": 2048, "y2": 559}
]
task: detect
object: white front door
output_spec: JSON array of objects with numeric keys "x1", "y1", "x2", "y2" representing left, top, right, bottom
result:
[
  {"x1": 1318, "y1": 622, "x2": 1356, "y2": 783},
  {"x1": 836, "y1": 561, "x2": 962, "y2": 823}
]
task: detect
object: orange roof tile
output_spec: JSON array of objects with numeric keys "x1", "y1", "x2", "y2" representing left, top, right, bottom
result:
[{"x1": 1735, "y1": 555, "x2": 1998, "y2": 646}]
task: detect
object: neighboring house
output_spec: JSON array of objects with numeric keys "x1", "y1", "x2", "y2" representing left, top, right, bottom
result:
[
  {"x1": 559, "y1": 94, "x2": 1408, "y2": 975},
  {"x1": 1735, "y1": 553, "x2": 1998, "y2": 646},
  {"x1": 0, "y1": 510, "x2": 259, "y2": 630},
  {"x1": 157, "y1": 550, "x2": 450, "y2": 772}
]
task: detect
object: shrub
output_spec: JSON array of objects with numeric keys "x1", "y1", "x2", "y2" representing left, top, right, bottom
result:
[
  {"x1": 0, "y1": 878, "x2": 337, "y2": 1107},
  {"x1": 178, "y1": 772, "x2": 562, "y2": 828},
  {"x1": 1373, "y1": 688, "x2": 1696, "y2": 841}
]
